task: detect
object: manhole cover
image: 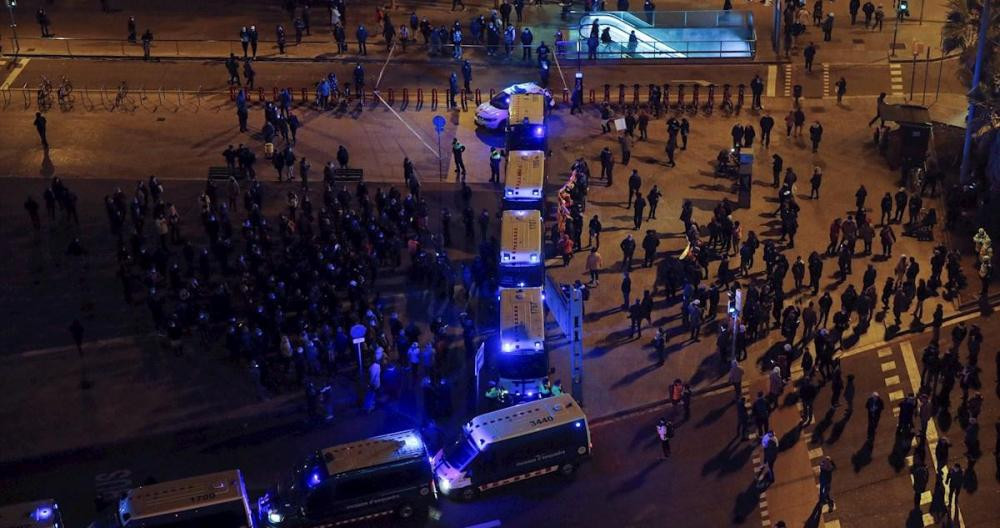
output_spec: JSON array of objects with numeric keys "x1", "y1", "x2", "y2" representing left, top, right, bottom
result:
[
  {"x1": 892, "y1": 43, "x2": 906, "y2": 50},
  {"x1": 156, "y1": 117, "x2": 166, "y2": 121},
  {"x1": 852, "y1": 39, "x2": 865, "y2": 44}
]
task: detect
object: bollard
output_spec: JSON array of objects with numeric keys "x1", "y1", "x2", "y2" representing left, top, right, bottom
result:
[
  {"x1": 272, "y1": 87, "x2": 279, "y2": 101},
  {"x1": 301, "y1": 88, "x2": 308, "y2": 105},
  {"x1": 707, "y1": 84, "x2": 716, "y2": 105},
  {"x1": 460, "y1": 89, "x2": 468, "y2": 111},
  {"x1": 387, "y1": 88, "x2": 394, "y2": 106},
  {"x1": 402, "y1": 88, "x2": 409, "y2": 106},
  {"x1": 474, "y1": 88, "x2": 481, "y2": 105},
  {"x1": 663, "y1": 84, "x2": 670, "y2": 107},
  {"x1": 257, "y1": 87, "x2": 265, "y2": 102},
  {"x1": 228, "y1": 85, "x2": 236, "y2": 101},
  {"x1": 589, "y1": 88, "x2": 595, "y2": 104},
  {"x1": 603, "y1": 83, "x2": 610, "y2": 103},
  {"x1": 417, "y1": 88, "x2": 423, "y2": 107},
  {"x1": 562, "y1": 88, "x2": 569, "y2": 104},
  {"x1": 676, "y1": 84, "x2": 685, "y2": 109},
  {"x1": 489, "y1": 88, "x2": 496, "y2": 101},
  {"x1": 632, "y1": 83, "x2": 640, "y2": 105},
  {"x1": 617, "y1": 84, "x2": 625, "y2": 106},
  {"x1": 648, "y1": 83, "x2": 655, "y2": 102},
  {"x1": 737, "y1": 84, "x2": 745, "y2": 108},
  {"x1": 691, "y1": 84, "x2": 700, "y2": 107},
  {"x1": 431, "y1": 88, "x2": 438, "y2": 110}
]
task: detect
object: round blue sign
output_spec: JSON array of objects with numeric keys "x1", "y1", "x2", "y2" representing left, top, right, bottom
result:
[{"x1": 432, "y1": 115, "x2": 446, "y2": 133}]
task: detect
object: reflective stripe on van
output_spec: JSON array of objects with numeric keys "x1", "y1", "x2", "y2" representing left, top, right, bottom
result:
[{"x1": 476, "y1": 465, "x2": 559, "y2": 492}]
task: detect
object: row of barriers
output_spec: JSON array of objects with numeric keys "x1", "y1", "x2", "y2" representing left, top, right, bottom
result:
[
  {"x1": 228, "y1": 82, "x2": 753, "y2": 113},
  {"x1": 2, "y1": 83, "x2": 219, "y2": 113}
]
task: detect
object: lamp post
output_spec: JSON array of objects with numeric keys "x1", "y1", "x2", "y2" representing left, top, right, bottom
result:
[
  {"x1": 959, "y1": 0, "x2": 992, "y2": 184},
  {"x1": 5, "y1": 0, "x2": 19, "y2": 56}
]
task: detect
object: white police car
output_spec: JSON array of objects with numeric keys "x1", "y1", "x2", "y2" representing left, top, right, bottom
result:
[{"x1": 475, "y1": 82, "x2": 553, "y2": 130}]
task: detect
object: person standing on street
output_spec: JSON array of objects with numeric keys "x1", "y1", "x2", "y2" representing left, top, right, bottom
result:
[
  {"x1": 835, "y1": 77, "x2": 847, "y2": 104},
  {"x1": 865, "y1": 391, "x2": 884, "y2": 438},
  {"x1": 586, "y1": 248, "x2": 603, "y2": 285},
  {"x1": 818, "y1": 456, "x2": 836, "y2": 508},
  {"x1": 803, "y1": 42, "x2": 817, "y2": 72},
  {"x1": 809, "y1": 121, "x2": 824, "y2": 152},
  {"x1": 619, "y1": 132, "x2": 633, "y2": 165},
  {"x1": 760, "y1": 113, "x2": 774, "y2": 147},
  {"x1": 36, "y1": 9, "x2": 52, "y2": 37},
  {"x1": 821, "y1": 13, "x2": 834, "y2": 41},
  {"x1": 850, "y1": 0, "x2": 861, "y2": 24},
  {"x1": 34, "y1": 112, "x2": 48, "y2": 148},
  {"x1": 451, "y1": 138, "x2": 467, "y2": 180},
  {"x1": 946, "y1": 462, "x2": 964, "y2": 509},
  {"x1": 911, "y1": 457, "x2": 930, "y2": 510},
  {"x1": 141, "y1": 29, "x2": 154, "y2": 60},
  {"x1": 656, "y1": 418, "x2": 674, "y2": 458}
]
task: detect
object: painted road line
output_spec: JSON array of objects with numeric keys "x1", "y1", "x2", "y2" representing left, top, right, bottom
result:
[
  {"x1": 0, "y1": 58, "x2": 31, "y2": 90},
  {"x1": 900, "y1": 340, "x2": 966, "y2": 528},
  {"x1": 889, "y1": 390, "x2": 905, "y2": 402},
  {"x1": 889, "y1": 63, "x2": 904, "y2": 97},
  {"x1": 825, "y1": 520, "x2": 842, "y2": 528},
  {"x1": 783, "y1": 64, "x2": 792, "y2": 97},
  {"x1": 877, "y1": 347, "x2": 893, "y2": 358},
  {"x1": 884, "y1": 375, "x2": 901, "y2": 386},
  {"x1": 880, "y1": 360, "x2": 897, "y2": 372},
  {"x1": 808, "y1": 447, "x2": 824, "y2": 459},
  {"x1": 766, "y1": 64, "x2": 777, "y2": 97},
  {"x1": 822, "y1": 63, "x2": 830, "y2": 97}
]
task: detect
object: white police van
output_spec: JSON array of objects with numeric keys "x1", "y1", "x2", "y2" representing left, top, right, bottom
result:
[
  {"x1": 496, "y1": 286, "x2": 548, "y2": 397},
  {"x1": 257, "y1": 429, "x2": 436, "y2": 527},
  {"x1": 89, "y1": 470, "x2": 255, "y2": 528},
  {"x1": 433, "y1": 394, "x2": 591, "y2": 501},
  {"x1": 503, "y1": 150, "x2": 545, "y2": 211},
  {"x1": 499, "y1": 209, "x2": 544, "y2": 288},
  {"x1": 506, "y1": 92, "x2": 548, "y2": 151},
  {"x1": 0, "y1": 500, "x2": 63, "y2": 528}
]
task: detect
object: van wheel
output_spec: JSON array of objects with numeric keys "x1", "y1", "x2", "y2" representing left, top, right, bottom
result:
[
  {"x1": 460, "y1": 487, "x2": 477, "y2": 501},
  {"x1": 397, "y1": 504, "x2": 415, "y2": 519},
  {"x1": 559, "y1": 463, "x2": 577, "y2": 477}
]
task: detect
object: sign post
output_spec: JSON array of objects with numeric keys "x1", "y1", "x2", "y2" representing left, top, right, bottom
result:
[
  {"x1": 350, "y1": 324, "x2": 367, "y2": 385},
  {"x1": 728, "y1": 288, "x2": 744, "y2": 362},
  {"x1": 432, "y1": 115, "x2": 446, "y2": 182}
]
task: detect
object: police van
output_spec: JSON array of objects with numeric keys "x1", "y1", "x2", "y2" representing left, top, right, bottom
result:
[
  {"x1": 0, "y1": 500, "x2": 63, "y2": 528},
  {"x1": 90, "y1": 470, "x2": 255, "y2": 528},
  {"x1": 257, "y1": 429, "x2": 436, "y2": 527},
  {"x1": 433, "y1": 394, "x2": 590, "y2": 501},
  {"x1": 503, "y1": 150, "x2": 545, "y2": 211},
  {"x1": 499, "y1": 209, "x2": 544, "y2": 288},
  {"x1": 496, "y1": 286, "x2": 548, "y2": 397},
  {"x1": 506, "y1": 93, "x2": 547, "y2": 151}
]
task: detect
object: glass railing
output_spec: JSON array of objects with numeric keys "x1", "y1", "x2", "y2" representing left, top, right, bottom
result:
[{"x1": 573, "y1": 10, "x2": 756, "y2": 59}]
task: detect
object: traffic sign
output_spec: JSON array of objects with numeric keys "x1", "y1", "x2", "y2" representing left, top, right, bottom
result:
[
  {"x1": 350, "y1": 324, "x2": 366, "y2": 344},
  {"x1": 432, "y1": 115, "x2": 446, "y2": 133}
]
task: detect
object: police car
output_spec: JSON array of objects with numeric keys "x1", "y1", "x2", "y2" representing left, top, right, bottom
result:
[
  {"x1": 475, "y1": 82, "x2": 554, "y2": 130},
  {"x1": 0, "y1": 500, "x2": 63, "y2": 528}
]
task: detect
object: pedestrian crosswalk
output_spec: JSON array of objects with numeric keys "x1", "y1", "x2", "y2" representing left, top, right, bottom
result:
[
  {"x1": 822, "y1": 64, "x2": 830, "y2": 98},
  {"x1": 889, "y1": 63, "x2": 904, "y2": 98},
  {"x1": 783, "y1": 64, "x2": 793, "y2": 98}
]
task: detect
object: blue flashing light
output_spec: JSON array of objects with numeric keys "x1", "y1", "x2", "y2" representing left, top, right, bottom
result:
[
  {"x1": 575, "y1": 421, "x2": 582, "y2": 428},
  {"x1": 34, "y1": 507, "x2": 53, "y2": 521},
  {"x1": 307, "y1": 469, "x2": 322, "y2": 488},
  {"x1": 502, "y1": 341, "x2": 515, "y2": 353},
  {"x1": 403, "y1": 433, "x2": 422, "y2": 450},
  {"x1": 527, "y1": 390, "x2": 535, "y2": 397},
  {"x1": 518, "y1": 281, "x2": 525, "y2": 287},
  {"x1": 533, "y1": 126, "x2": 545, "y2": 138}
]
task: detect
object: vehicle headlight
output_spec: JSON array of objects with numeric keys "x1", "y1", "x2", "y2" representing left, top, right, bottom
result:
[
  {"x1": 438, "y1": 477, "x2": 452, "y2": 494},
  {"x1": 268, "y1": 510, "x2": 285, "y2": 524}
]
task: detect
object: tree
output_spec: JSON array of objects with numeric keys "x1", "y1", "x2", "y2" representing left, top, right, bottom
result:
[{"x1": 943, "y1": 0, "x2": 1000, "y2": 189}]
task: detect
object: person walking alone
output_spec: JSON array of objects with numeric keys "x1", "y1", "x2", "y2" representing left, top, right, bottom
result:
[
  {"x1": 34, "y1": 112, "x2": 48, "y2": 148},
  {"x1": 656, "y1": 418, "x2": 674, "y2": 458},
  {"x1": 818, "y1": 456, "x2": 836, "y2": 508}
]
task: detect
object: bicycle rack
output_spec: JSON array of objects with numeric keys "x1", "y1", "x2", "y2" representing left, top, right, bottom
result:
[
  {"x1": 704, "y1": 84, "x2": 716, "y2": 115},
  {"x1": 675, "y1": 84, "x2": 685, "y2": 111},
  {"x1": 82, "y1": 86, "x2": 95, "y2": 111}
]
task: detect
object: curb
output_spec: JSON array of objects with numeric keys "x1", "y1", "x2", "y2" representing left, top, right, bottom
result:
[{"x1": 590, "y1": 379, "x2": 730, "y2": 426}]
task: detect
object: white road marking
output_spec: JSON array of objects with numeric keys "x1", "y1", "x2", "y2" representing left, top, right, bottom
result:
[
  {"x1": 766, "y1": 64, "x2": 777, "y2": 97},
  {"x1": 465, "y1": 521, "x2": 501, "y2": 528},
  {"x1": 884, "y1": 375, "x2": 901, "y2": 386},
  {"x1": 900, "y1": 341, "x2": 966, "y2": 527},
  {"x1": 880, "y1": 360, "x2": 897, "y2": 372},
  {"x1": 0, "y1": 58, "x2": 31, "y2": 90}
]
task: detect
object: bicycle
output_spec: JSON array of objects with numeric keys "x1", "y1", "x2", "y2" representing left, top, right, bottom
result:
[
  {"x1": 57, "y1": 76, "x2": 74, "y2": 109},
  {"x1": 113, "y1": 81, "x2": 135, "y2": 111},
  {"x1": 37, "y1": 76, "x2": 54, "y2": 110}
]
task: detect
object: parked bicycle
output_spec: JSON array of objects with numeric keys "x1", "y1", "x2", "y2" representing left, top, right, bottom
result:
[
  {"x1": 57, "y1": 75, "x2": 74, "y2": 109},
  {"x1": 37, "y1": 76, "x2": 54, "y2": 110}
]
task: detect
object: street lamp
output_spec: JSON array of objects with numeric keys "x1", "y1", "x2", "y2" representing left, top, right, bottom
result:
[{"x1": 5, "y1": 0, "x2": 19, "y2": 56}]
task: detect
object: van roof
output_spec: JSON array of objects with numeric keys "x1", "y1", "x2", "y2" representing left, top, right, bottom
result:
[
  {"x1": 499, "y1": 287, "x2": 545, "y2": 345},
  {"x1": 508, "y1": 93, "x2": 546, "y2": 125},
  {"x1": 506, "y1": 150, "x2": 545, "y2": 190},
  {"x1": 465, "y1": 394, "x2": 586, "y2": 448},
  {"x1": 500, "y1": 210, "x2": 542, "y2": 253},
  {"x1": 0, "y1": 500, "x2": 59, "y2": 528},
  {"x1": 121, "y1": 470, "x2": 246, "y2": 521},
  {"x1": 321, "y1": 429, "x2": 426, "y2": 477}
]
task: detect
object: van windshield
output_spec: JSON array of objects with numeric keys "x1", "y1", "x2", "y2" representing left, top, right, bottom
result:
[
  {"x1": 497, "y1": 350, "x2": 548, "y2": 380},
  {"x1": 443, "y1": 436, "x2": 479, "y2": 471},
  {"x1": 139, "y1": 511, "x2": 251, "y2": 528},
  {"x1": 489, "y1": 93, "x2": 511, "y2": 110}
]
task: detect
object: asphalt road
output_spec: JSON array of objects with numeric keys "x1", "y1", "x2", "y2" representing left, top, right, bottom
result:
[
  {"x1": 0, "y1": 391, "x2": 758, "y2": 528},
  {"x1": 5, "y1": 55, "x2": 968, "y2": 102}
]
